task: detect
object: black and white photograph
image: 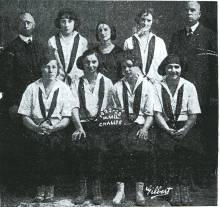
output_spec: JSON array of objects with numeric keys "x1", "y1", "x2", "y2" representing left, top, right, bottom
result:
[{"x1": 0, "y1": 0, "x2": 217, "y2": 206}]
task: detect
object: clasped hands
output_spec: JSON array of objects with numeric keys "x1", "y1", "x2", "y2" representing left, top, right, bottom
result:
[
  {"x1": 36, "y1": 122, "x2": 54, "y2": 136},
  {"x1": 167, "y1": 127, "x2": 189, "y2": 140}
]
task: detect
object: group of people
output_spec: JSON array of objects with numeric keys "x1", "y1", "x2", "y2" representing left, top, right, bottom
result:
[{"x1": 0, "y1": 1, "x2": 217, "y2": 206}]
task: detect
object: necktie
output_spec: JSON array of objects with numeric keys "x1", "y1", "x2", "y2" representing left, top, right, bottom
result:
[
  {"x1": 186, "y1": 27, "x2": 193, "y2": 40},
  {"x1": 27, "y1": 39, "x2": 32, "y2": 45}
]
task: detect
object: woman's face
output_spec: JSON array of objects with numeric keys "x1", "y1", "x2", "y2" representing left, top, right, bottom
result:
[
  {"x1": 165, "y1": 63, "x2": 182, "y2": 80},
  {"x1": 138, "y1": 13, "x2": 153, "y2": 32},
  {"x1": 60, "y1": 16, "x2": 75, "y2": 35},
  {"x1": 41, "y1": 60, "x2": 58, "y2": 81},
  {"x1": 122, "y1": 60, "x2": 140, "y2": 80},
  {"x1": 97, "y1": 24, "x2": 111, "y2": 42},
  {"x1": 82, "y1": 53, "x2": 99, "y2": 74}
]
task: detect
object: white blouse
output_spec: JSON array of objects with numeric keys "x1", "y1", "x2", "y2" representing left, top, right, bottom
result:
[{"x1": 154, "y1": 77, "x2": 201, "y2": 121}]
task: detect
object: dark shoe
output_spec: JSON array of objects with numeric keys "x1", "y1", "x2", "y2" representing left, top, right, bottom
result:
[
  {"x1": 170, "y1": 185, "x2": 181, "y2": 206},
  {"x1": 33, "y1": 186, "x2": 45, "y2": 203},
  {"x1": 44, "y1": 185, "x2": 54, "y2": 202},
  {"x1": 92, "y1": 179, "x2": 103, "y2": 205},
  {"x1": 180, "y1": 185, "x2": 193, "y2": 206},
  {"x1": 74, "y1": 178, "x2": 87, "y2": 205}
]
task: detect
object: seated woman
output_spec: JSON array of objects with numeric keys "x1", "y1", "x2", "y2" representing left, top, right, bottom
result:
[
  {"x1": 154, "y1": 54, "x2": 202, "y2": 206},
  {"x1": 18, "y1": 52, "x2": 78, "y2": 202},
  {"x1": 48, "y1": 8, "x2": 88, "y2": 85},
  {"x1": 93, "y1": 21, "x2": 123, "y2": 84},
  {"x1": 111, "y1": 52, "x2": 155, "y2": 206},
  {"x1": 124, "y1": 8, "x2": 167, "y2": 82},
  {"x1": 71, "y1": 49, "x2": 114, "y2": 205}
]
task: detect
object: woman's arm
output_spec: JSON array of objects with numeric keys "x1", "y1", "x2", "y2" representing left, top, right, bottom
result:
[
  {"x1": 174, "y1": 114, "x2": 197, "y2": 139},
  {"x1": 50, "y1": 117, "x2": 70, "y2": 133},
  {"x1": 71, "y1": 107, "x2": 86, "y2": 140},
  {"x1": 154, "y1": 112, "x2": 176, "y2": 135},
  {"x1": 136, "y1": 115, "x2": 153, "y2": 140},
  {"x1": 23, "y1": 115, "x2": 45, "y2": 134}
]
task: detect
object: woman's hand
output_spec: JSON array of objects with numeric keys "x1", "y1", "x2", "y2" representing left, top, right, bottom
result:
[
  {"x1": 173, "y1": 127, "x2": 189, "y2": 139},
  {"x1": 36, "y1": 122, "x2": 54, "y2": 135},
  {"x1": 136, "y1": 128, "x2": 148, "y2": 140},
  {"x1": 167, "y1": 128, "x2": 176, "y2": 136},
  {"x1": 72, "y1": 128, "x2": 86, "y2": 142}
]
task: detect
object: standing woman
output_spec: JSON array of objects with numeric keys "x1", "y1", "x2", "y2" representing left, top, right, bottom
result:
[
  {"x1": 154, "y1": 54, "x2": 202, "y2": 205},
  {"x1": 94, "y1": 21, "x2": 123, "y2": 84},
  {"x1": 18, "y1": 52, "x2": 78, "y2": 202},
  {"x1": 124, "y1": 8, "x2": 167, "y2": 82},
  {"x1": 48, "y1": 8, "x2": 88, "y2": 85},
  {"x1": 71, "y1": 49, "x2": 114, "y2": 205}
]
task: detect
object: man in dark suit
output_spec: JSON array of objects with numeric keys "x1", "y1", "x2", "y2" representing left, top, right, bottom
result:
[
  {"x1": 169, "y1": 1, "x2": 217, "y2": 186},
  {"x1": 3, "y1": 12, "x2": 45, "y2": 118},
  {"x1": 0, "y1": 12, "x2": 45, "y2": 187}
]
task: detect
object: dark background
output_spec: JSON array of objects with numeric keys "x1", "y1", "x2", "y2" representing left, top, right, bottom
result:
[{"x1": 0, "y1": 1, "x2": 217, "y2": 50}]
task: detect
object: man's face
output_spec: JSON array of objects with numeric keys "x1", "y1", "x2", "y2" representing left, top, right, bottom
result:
[
  {"x1": 18, "y1": 13, "x2": 35, "y2": 37},
  {"x1": 83, "y1": 53, "x2": 99, "y2": 74},
  {"x1": 60, "y1": 16, "x2": 75, "y2": 36},
  {"x1": 184, "y1": 1, "x2": 201, "y2": 26}
]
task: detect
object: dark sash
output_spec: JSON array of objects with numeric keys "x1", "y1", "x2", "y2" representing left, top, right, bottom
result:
[
  {"x1": 122, "y1": 80, "x2": 143, "y2": 122},
  {"x1": 55, "y1": 33, "x2": 80, "y2": 85},
  {"x1": 161, "y1": 84, "x2": 184, "y2": 129},
  {"x1": 38, "y1": 87, "x2": 59, "y2": 125},
  {"x1": 78, "y1": 76, "x2": 105, "y2": 122},
  {"x1": 132, "y1": 35, "x2": 155, "y2": 75}
]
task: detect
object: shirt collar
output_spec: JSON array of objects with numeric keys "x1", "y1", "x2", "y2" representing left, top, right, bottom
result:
[
  {"x1": 161, "y1": 77, "x2": 185, "y2": 97},
  {"x1": 60, "y1": 31, "x2": 78, "y2": 39},
  {"x1": 19, "y1": 34, "x2": 33, "y2": 44},
  {"x1": 134, "y1": 32, "x2": 154, "y2": 42},
  {"x1": 122, "y1": 75, "x2": 144, "y2": 94},
  {"x1": 191, "y1": 22, "x2": 199, "y2": 33},
  {"x1": 186, "y1": 22, "x2": 199, "y2": 34}
]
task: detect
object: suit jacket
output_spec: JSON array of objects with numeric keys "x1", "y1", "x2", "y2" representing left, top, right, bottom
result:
[
  {"x1": 1, "y1": 36, "x2": 45, "y2": 107},
  {"x1": 169, "y1": 23, "x2": 217, "y2": 107}
]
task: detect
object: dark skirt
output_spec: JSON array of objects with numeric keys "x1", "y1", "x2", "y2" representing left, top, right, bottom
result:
[
  {"x1": 107, "y1": 123, "x2": 156, "y2": 153},
  {"x1": 22, "y1": 129, "x2": 67, "y2": 185},
  {"x1": 155, "y1": 121, "x2": 203, "y2": 154}
]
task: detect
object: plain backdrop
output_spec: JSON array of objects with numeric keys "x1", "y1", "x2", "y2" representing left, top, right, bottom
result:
[{"x1": 0, "y1": 0, "x2": 217, "y2": 49}]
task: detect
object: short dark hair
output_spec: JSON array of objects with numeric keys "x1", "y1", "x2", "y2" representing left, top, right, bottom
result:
[
  {"x1": 95, "y1": 21, "x2": 116, "y2": 41},
  {"x1": 135, "y1": 8, "x2": 154, "y2": 24},
  {"x1": 76, "y1": 49, "x2": 99, "y2": 70},
  {"x1": 54, "y1": 8, "x2": 80, "y2": 30},
  {"x1": 158, "y1": 54, "x2": 187, "y2": 76}
]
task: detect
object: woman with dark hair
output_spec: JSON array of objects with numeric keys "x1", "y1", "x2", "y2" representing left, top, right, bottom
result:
[
  {"x1": 124, "y1": 8, "x2": 167, "y2": 82},
  {"x1": 71, "y1": 49, "x2": 114, "y2": 205},
  {"x1": 154, "y1": 54, "x2": 202, "y2": 205},
  {"x1": 94, "y1": 21, "x2": 123, "y2": 84},
  {"x1": 48, "y1": 8, "x2": 88, "y2": 85},
  {"x1": 18, "y1": 51, "x2": 77, "y2": 202}
]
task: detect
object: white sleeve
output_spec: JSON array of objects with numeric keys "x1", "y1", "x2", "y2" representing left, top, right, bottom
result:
[
  {"x1": 18, "y1": 85, "x2": 33, "y2": 116},
  {"x1": 188, "y1": 84, "x2": 201, "y2": 114}
]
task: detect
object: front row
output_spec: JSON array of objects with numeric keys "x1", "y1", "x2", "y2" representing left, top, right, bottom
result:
[{"x1": 18, "y1": 50, "x2": 201, "y2": 206}]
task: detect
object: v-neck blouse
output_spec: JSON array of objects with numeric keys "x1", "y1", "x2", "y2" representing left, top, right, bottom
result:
[
  {"x1": 18, "y1": 79, "x2": 79, "y2": 125},
  {"x1": 154, "y1": 77, "x2": 201, "y2": 121},
  {"x1": 71, "y1": 73, "x2": 114, "y2": 122},
  {"x1": 113, "y1": 76, "x2": 154, "y2": 125},
  {"x1": 124, "y1": 32, "x2": 167, "y2": 81}
]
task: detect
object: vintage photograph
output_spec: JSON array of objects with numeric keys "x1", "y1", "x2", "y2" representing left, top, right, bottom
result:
[{"x1": 0, "y1": 0, "x2": 217, "y2": 206}]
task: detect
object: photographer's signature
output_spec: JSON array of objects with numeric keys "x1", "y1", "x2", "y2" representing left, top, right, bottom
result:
[{"x1": 145, "y1": 185, "x2": 173, "y2": 199}]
